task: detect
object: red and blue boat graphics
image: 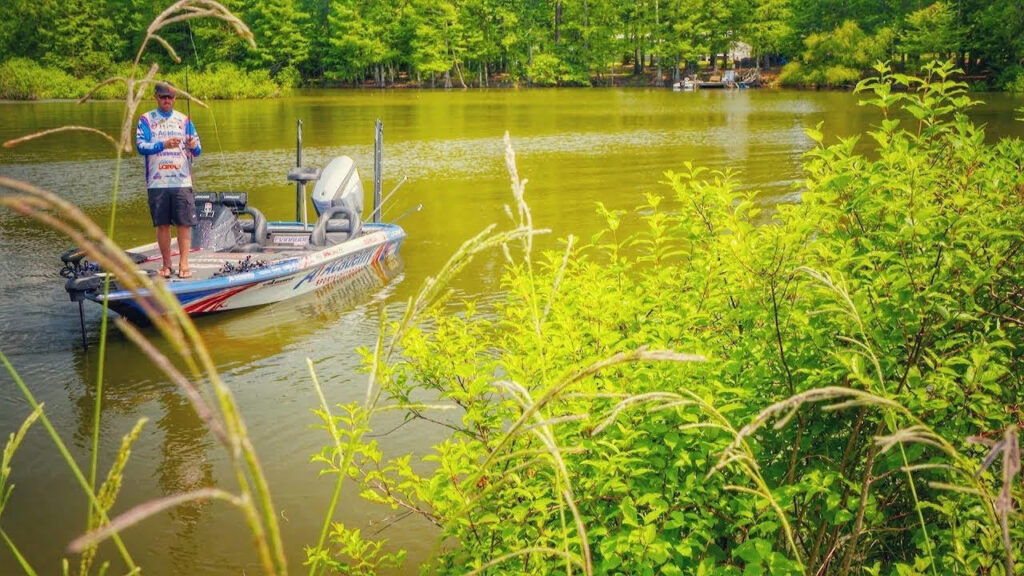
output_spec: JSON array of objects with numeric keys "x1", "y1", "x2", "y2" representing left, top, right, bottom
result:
[{"x1": 78, "y1": 222, "x2": 404, "y2": 323}]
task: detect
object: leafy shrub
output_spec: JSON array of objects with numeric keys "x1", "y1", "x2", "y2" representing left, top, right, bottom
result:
[
  {"x1": 527, "y1": 53, "x2": 563, "y2": 87},
  {"x1": 823, "y1": 65, "x2": 862, "y2": 87},
  {"x1": 784, "y1": 21, "x2": 895, "y2": 87},
  {"x1": 274, "y1": 65, "x2": 301, "y2": 92},
  {"x1": 168, "y1": 63, "x2": 280, "y2": 100},
  {"x1": 998, "y1": 65, "x2": 1024, "y2": 93},
  {"x1": 333, "y1": 61, "x2": 1024, "y2": 575},
  {"x1": 0, "y1": 58, "x2": 91, "y2": 99},
  {"x1": 527, "y1": 52, "x2": 591, "y2": 87},
  {"x1": 0, "y1": 58, "x2": 282, "y2": 101},
  {"x1": 778, "y1": 61, "x2": 804, "y2": 87}
]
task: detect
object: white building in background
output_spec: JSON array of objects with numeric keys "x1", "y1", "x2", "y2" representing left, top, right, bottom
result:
[{"x1": 730, "y1": 41, "x2": 753, "y2": 65}]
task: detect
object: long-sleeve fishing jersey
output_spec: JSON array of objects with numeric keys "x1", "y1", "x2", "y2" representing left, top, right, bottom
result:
[{"x1": 136, "y1": 109, "x2": 202, "y2": 189}]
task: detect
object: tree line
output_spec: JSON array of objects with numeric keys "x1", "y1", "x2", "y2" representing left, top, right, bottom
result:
[{"x1": 1, "y1": 0, "x2": 1023, "y2": 89}]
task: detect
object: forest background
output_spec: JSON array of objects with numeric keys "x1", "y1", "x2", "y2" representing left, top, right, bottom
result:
[{"x1": 2, "y1": 0, "x2": 1024, "y2": 99}]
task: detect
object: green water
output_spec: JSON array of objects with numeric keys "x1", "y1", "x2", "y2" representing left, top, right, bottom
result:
[{"x1": 1, "y1": 88, "x2": 1022, "y2": 574}]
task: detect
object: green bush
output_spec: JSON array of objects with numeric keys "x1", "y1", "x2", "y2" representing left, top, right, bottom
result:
[
  {"x1": 0, "y1": 58, "x2": 283, "y2": 101},
  {"x1": 998, "y1": 65, "x2": 1024, "y2": 93},
  {"x1": 331, "y1": 61, "x2": 1024, "y2": 575},
  {"x1": 274, "y1": 65, "x2": 301, "y2": 92},
  {"x1": 783, "y1": 21, "x2": 894, "y2": 88},
  {"x1": 823, "y1": 65, "x2": 862, "y2": 87},
  {"x1": 527, "y1": 53, "x2": 591, "y2": 87},
  {"x1": 778, "y1": 61, "x2": 804, "y2": 87},
  {"x1": 527, "y1": 53, "x2": 563, "y2": 87},
  {"x1": 0, "y1": 58, "x2": 91, "y2": 99},
  {"x1": 166, "y1": 63, "x2": 280, "y2": 100}
]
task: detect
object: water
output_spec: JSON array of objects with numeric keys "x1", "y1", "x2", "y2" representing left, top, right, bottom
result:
[{"x1": 1, "y1": 88, "x2": 1022, "y2": 574}]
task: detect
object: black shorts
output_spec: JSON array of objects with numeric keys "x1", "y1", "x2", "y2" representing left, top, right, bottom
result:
[{"x1": 148, "y1": 187, "x2": 197, "y2": 227}]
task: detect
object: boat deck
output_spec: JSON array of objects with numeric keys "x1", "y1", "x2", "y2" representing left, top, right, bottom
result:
[{"x1": 131, "y1": 226, "x2": 369, "y2": 283}]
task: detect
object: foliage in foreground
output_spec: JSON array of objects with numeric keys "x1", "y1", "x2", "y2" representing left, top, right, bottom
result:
[{"x1": 326, "y1": 61, "x2": 1023, "y2": 574}]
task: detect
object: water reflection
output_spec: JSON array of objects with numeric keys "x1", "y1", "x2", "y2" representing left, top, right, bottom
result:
[
  {"x1": 193, "y1": 255, "x2": 404, "y2": 363},
  {"x1": 60, "y1": 338, "x2": 216, "y2": 572},
  {"x1": 55, "y1": 256, "x2": 405, "y2": 572}
]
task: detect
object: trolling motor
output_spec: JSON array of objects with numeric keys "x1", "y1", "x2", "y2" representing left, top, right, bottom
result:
[
  {"x1": 59, "y1": 248, "x2": 148, "y2": 350},
  {"x1": 59, "y1": 248, "x2": 97, "y2": 350},
  {"x1": 59, "y1": 248, "x2": 97, "y2": 279}
]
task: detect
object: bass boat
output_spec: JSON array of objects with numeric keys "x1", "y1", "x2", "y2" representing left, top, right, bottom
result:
[{"x1": 60, "y1": 121, "x2": 406, "y2": 339}]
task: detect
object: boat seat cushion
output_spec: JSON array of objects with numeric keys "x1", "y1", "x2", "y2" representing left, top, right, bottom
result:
[
  {"x1": 237, "y1": 206, "x2": 268, "y2": 246},
  {"x1": 309, "y1": 205, "x2": 362, "y2": 247}
]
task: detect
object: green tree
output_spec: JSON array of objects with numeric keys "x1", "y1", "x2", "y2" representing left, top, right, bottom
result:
[
  {"x1": 581, "y1": 0, "x2": 626, "y2": 82},
  {"x1": 661, "y1": 0, "x2": 710, "y2": 80},
  {"x1": 620, "y1": 0, "x2": 651, "y2": 75},
  {"x1": 694, "y1": 0, "x2": 747, "y2": 71},
  {"x1": 781, "y1": 20, "x2": 894, "y2": 86},
  {"x1": 407, "y1": 0, "x2": 464, "y2": 87},
  {"x1": 550, "y1": 0, "x2": 619, "y2": 85},
  {"x1": 900, "y1": 1, "x2": 964, "y2": 62},
  {"x1": 39, "y1": 0, "x2": 121, "y2": 77},
  {"x1": 324, "y1": 0, "x2": 381, "y2": 83},
  {"x1": 243, "y1": 0, "x2": 311, "y2": 79},
  {"x1": 0, "y1": 0, "x2": 56, "y2": 62},
  {"x1": 968, "y1": 0, "x2": 1024, "y2": 72},
  {"x1": 458, "y1": 0, "x2": 510, "y2": 85},
  {"x1": 743, "y1": 0, "x2": 793, "y2": 68}
]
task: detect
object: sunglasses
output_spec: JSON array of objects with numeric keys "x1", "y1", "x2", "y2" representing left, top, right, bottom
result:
[{"x1": 158, "y1": 95, "x2": 175, "y2": 100}]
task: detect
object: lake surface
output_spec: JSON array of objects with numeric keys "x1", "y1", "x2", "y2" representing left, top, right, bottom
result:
[{"x1": 2, "y1": 87, "x2": 1022, "y2": 574}]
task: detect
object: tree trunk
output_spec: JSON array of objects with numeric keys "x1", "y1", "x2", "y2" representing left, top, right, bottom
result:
[
  {"x1": 453, "y1": 61, "x2": 467, "y2": 88},
  {"x1": 555, "y1": 1, "x2": 562, "y2": 44}
]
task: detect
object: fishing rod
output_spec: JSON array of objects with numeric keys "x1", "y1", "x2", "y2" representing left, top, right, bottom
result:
[
  {"x1": 390, "y1": 203, "x2": 423, "y2": 224},
  {"x1": 365, "y1": 176, "x2": 408, "y2": 222},
  {"x1": 185, "y1": 65, "x2": 192, "y2": 119}
]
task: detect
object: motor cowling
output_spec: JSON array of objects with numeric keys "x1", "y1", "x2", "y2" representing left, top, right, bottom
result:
[{"x1": 311, "y1": 156, "x2": 364, "y2": 220}]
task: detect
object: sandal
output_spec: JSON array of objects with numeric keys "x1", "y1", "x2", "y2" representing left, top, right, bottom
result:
[
  {"x1": 177, "y1": 268, "x2": 193, "y2": 279},
  {"x1": 158, "y1": 266, "x2": 173, "y2": 278}
]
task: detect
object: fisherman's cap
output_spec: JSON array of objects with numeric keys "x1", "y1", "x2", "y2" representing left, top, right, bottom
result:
[{"x1": 154, "y1": 82, "x2": 176, "y2": 96}]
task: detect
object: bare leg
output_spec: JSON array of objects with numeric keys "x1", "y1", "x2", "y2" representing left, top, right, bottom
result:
[
  {"x1": 156, "y1": 225, "x2": 173, "y2": 269},
  {"x1": 177, "y1": 225, "x2": 192, "y2": 273}
]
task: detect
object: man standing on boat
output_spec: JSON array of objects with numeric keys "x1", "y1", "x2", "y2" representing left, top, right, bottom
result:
[{"x1": 136, "y1": 81, "x2": 201, "y2": 279}]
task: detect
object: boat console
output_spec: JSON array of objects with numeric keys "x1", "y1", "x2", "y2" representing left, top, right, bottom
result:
[{"x1": 192, "y1": 191, "x2": 267, "y2": 252}]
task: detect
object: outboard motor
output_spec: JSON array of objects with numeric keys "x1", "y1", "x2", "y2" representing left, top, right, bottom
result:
[
  {"x1": 308, "y1": 156, "x2": 364, "y2": 247},
  {"x1": 311, "y1": 156, "x2": 364, "y2": 220}
]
